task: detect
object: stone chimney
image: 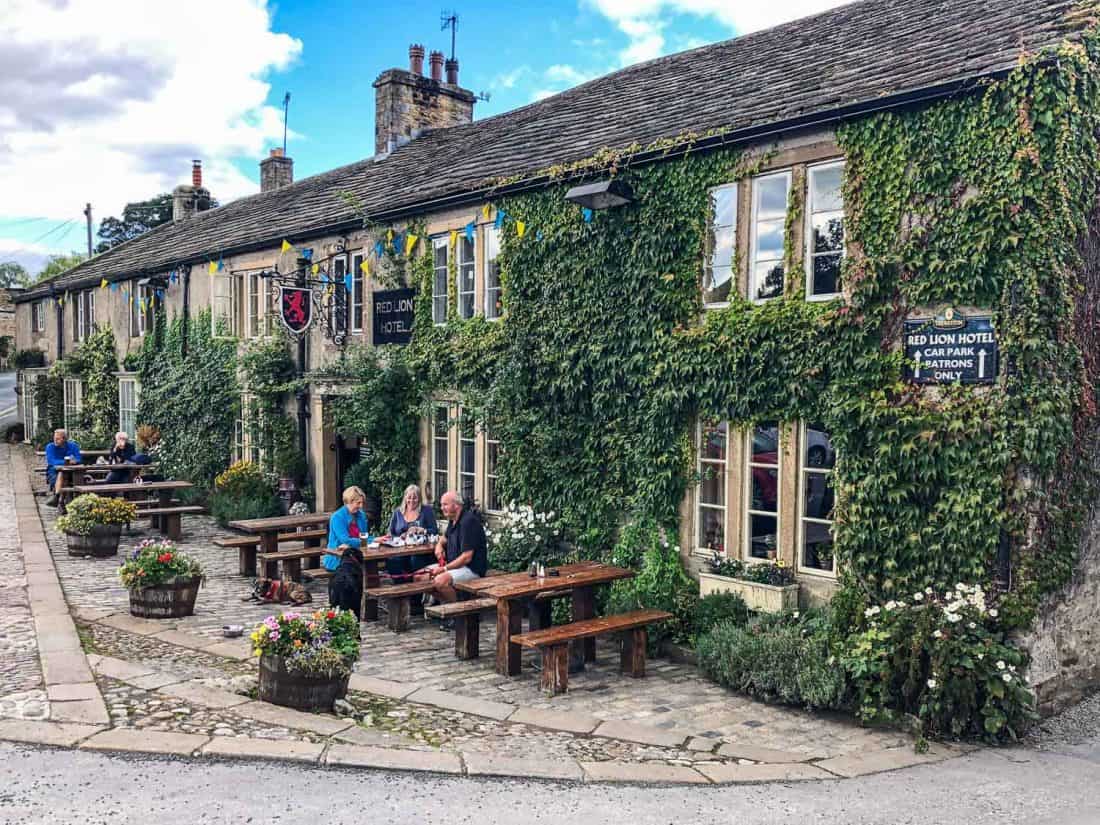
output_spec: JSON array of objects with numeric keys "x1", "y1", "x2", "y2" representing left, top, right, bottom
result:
[
  {"x1": 260, "y1": 148, "x2": 294, "y2": 193},
  {"x1": 172, "y1": 159, "x2": 214, "y2": 221},
  {"x1": 373, "y1": 46, "x2": 476, "y2": 156}
]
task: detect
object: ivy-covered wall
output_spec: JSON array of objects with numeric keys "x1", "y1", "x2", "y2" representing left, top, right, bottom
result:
[{"x1": 400, "y1": 35, "x2": 1100, "y2": 635}]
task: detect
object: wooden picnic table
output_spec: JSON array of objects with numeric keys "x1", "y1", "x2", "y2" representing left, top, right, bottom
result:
[
  {"x1": 37, "y1": 449, "x2": 110, "y2": 459},
  {"x1": 72, "y1": 480, "x2": 196, "y2": 534},
  {"x1": 228, "y1": 511, "x2": 334, "y2": 577},
  {"x1": 456, "y1": 562, "x2": 635, "y2": 677},
  {"x1": 331, "y1": 541, "x2": 437, "y2": 621}
]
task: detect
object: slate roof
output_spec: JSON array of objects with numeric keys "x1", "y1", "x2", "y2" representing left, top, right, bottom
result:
[{"x1": 17, "y1": 0, "x2": 1080, "y2": 302}]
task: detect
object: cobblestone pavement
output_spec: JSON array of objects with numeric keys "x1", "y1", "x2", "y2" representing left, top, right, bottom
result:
[{"x1": 0, "y1": 445, "x2": 46, "y2": 718}]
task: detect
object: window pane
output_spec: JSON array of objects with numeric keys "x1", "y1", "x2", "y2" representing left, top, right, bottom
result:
[
  {"x1": 803, "y1": 471, "x2": 835, "y2": 521},
  {"x1": 753, "y1": 262, "x2": 784, "y2": 301},
  {"x1": 433, "y1": 472, "x2": 448, "y2": 505},
  {"x1": 811, "y1": 165, "x2": 843, "y2": 213},
  {"x1": 751, "y1": 424, "x2": 779, "y2": 462},
  {"x1": 460, "y1": 474, "x2": 474, "y2": 503},
  {"x1": 802, "y1": 529, "x2": 834, "y2": 571},
  {"x1": 711, "y1": 185, "x2": 736, "y2": 228},
  {"x1": 487, "y1": 477, "x2": 501, "y2": 512},
  {"x1": 434, "y1": 407, "x2": 449, "y2": 438},
  {"x1": 710, "y1": 224, "x2": 734, "y2": 270},
  {"x1": 812, "y1": 214, "x2": 844, "y2": 254},
  {"x1": 433, "y1": 297, "x2": 447, "y2": 324},
  {"x1": 749, "y1": 514, "x2": 778, "y2": 559},
  {"x1": 804, "y1": 425, "x2": 835, "y2": 469},
  {"x1": 757, "y1": 176, "x2": 788, "y2": 218},
  {"x1": 750, "y1": 467, "x2": 779, "y2": 513},
  {"x1": 460, "y1": 440, "x2": 475, "y2": 474},
  {"x1": 434, "y1": 439, "x2": 448, "y2": 471},
  {"x1": 704, "y1": 267, "x2": 733, "y2": 305},
  {"x1": 700, "y1": 421, "x2": 727, "y2": 461},
  {"x1": 698, "y1": 507, "x2": 725, "y2": 554},
  {"x1": 434, "y1": 245, "x2": 448, "y2": 268},
  {"x1": 755, "y1": 219, "x2": 784, "y2": 258},
  {"x1": 811, "y1": 254, "x2": 841, "y2": 297},
  {"x1": 699, "y1": 467, "x2": 725, "y2": 506},
  {"x1": 487, "y1": 441, "x2": 499, "y2": 475}
]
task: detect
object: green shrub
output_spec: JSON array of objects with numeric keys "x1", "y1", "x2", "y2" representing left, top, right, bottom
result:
[
  {"x1": 56, "y1": 494, "x2": 138, "y2": 535},
  {"x1": 696, "y1": 613, "x2": 846, "y2": 710},
  {"x1": 486, "y1": 503, "x2": 565, "y2": 572},
  {"x1": 693, "y1": 592, "x2": 750, "y2": 638},
  {"x1": 210, "y1": 489, "x2": 282, "y2": 526}
]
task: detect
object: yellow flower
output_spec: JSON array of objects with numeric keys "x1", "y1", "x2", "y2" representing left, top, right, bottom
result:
[{"x1": 776, "y1": 559, "x2": 787, "y2": 568}]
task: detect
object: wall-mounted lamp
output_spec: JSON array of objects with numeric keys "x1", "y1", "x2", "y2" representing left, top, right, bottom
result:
[
  {"x1": 564, "y1": 178, "x2": 635, "y2": 210},
  {"x1": 137, "y1": 275, "x2": 168, "y2": 289}
]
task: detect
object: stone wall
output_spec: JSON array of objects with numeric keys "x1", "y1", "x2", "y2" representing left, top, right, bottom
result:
[{"x1": 373, "y1": 68, "x2": 474, "y2": 156}]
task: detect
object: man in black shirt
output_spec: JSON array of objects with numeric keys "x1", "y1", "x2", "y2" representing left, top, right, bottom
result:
[{"x1": 428, "y1": 490, "x2": 487, "y2": 604}]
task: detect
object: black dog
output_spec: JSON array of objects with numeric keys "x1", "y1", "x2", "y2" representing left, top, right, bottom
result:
[{"x1": 328, "y1": 545, "x2": 364, "y2": 619}]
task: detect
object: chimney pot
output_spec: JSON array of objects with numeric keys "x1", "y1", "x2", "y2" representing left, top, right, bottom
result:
[
  {"x1": 270, "y1": 147, "x2": 284, "y2": 157},
  {"x1": 445, "y1": 58, "x2": 459, "y2": 85},
  {"x1": 429, "y1": 50, "x2": 444, "y2": 82},
  {"x1": 409, "y1": 44, "x2": 425, "y2": 75},
  {"x1": 192, "y1": 159, "x2": 202, "y2": 188}
]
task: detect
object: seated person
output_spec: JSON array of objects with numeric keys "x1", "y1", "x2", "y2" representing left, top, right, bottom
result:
[
  {"x1": 44, "y1": 428, "x2": 81, "y2": 507},
  {"x1": 380, "y1": 484, "x2": 437, "y2": 581},
  {"x1": 323, "y1": 485, "x2": 370, "y2": 572},
  {"x1": 104, "y1": 431, "x2": 136, "y2": 484},
  {"x1": 420, "y1": 490, "x2": 488, "y2": 610}
]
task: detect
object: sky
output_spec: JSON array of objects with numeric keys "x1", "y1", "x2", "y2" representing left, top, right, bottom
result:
[{"x1": 0, "y1": 0, "x2": 852, "y2": 276}]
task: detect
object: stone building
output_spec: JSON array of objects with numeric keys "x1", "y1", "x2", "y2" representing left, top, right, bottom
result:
[{"x1": 11, "y1": 0, "x2": 1100, "y2": 713}]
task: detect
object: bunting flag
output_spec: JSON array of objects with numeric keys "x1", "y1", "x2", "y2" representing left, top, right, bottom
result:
[
  {"x1": 374, "y1": 240, "x2": 384, "y2": 258},
  {"x1": 281, "y1": 239, "x2": 293, "y2": 253},
  {"x1": 465, "y1": 221, "x2": 475, "y2": 243},
  {"x1": 449, "y1": 229, "x2": 459, "y2": 247},
  {"x1": 138, "y1": 298, "x2": 146, "y2": 312},
  {"x1": 536, "y1": 230, "x2": 544, "y2": 242},
  {"x1": 100, "y1": 278, "x2": 108, "y2": 290},
  {"x1": 359, "y1": 258, "x2": 369, "y2": 275},
  {"x1": 344, "y1": 272, "x2": 353, "y2": 292},
  {"x1": 386, "y1": 229, "x2": 394, "y2": 243},
  {"x1": 311, "y1": 263, "x2": 319, "y2": 275},
  {"x1": 404, "y1": 233, "x2": 419, "y2": 255},
  {"x1": 156, "y1": 289, "x2": 165, "y2": 300},
  {"x1": 217, "y1": 257, "x2": 225, "y2": 272},
  {"x1": 169, "y1": 270, "x2": 178, "y2": 284},
  {"x1": 494, "y1": 210, "x2": 506, "y2": 230},
  {"x1": 320, "y1": 272, "x2": 329, "y2": 284},
  {"x1": 516, "y1": 220, "x2": 526, "y2": 238},
  {"x1": 110, "y1": 282, "x2": 119, "y2": 292},
  {"x1": 392, "y1": 232, "x2": 403, "y2": 254},
  {"x1": 208, "y1": 260, "x2": 217, "y2": 275},
  {"x1": 582, "y1": 207, "x2": 594, "y2": 223},
  {"x1": 301, "y1": 249, "x2": 312, "y2": 260},
  {"x1": 482, "y1": 204, "x2": 492, "y2": 221}
]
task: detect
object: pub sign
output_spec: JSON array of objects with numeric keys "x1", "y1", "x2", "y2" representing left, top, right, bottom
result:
[
  {"x1": 279, "y1": 285, "x2": 313, "y2": 334},
  {"x1": 904, "y1": 309, "x2": 998, "y2": 384},
  {"x1": 372, "y1": 287, "x2": 416, "y2": 346}
]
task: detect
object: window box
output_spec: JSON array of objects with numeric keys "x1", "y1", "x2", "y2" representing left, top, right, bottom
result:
[{"x1": 698, "y1": 572, "x2": 799, "y2": 613}]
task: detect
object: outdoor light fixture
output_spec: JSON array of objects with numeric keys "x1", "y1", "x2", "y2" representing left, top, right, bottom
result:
[
  {"x1": 137, "y1": 275, "x2": 168, "y2": 289},
  {"x1": 564, "y1": 178, "x2": 635, "y2": 210}
]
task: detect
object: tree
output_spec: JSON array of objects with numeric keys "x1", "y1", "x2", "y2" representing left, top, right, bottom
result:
[
  {"x1": 0, "y1": 261, "x2": 29, "y2": 288},
  {"x1": 95, "y1": 193, "x2": 175, "y2": 253},
  {"x1": 36, "y1": 253, "x2": 86, "y2": 282}
]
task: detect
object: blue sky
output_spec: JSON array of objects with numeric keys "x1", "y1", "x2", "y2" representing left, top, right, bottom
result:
[{"x1": 0, "y1": 0, "x2": 848, "y2": 275}]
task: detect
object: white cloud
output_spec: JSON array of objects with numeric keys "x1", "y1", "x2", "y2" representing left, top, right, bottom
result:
[
  {"x1": 585, "y1": 0, "x2": 855, "y2": 66},
  {"x1": 0, "y1": 0, "x2": 302, "y2": 222},
  {"x1": 0, "y1": 237, "x2": 54, "y2": 276},
  {"x1": 492, "y1": 65, "x2": 532, "y2": 90}
]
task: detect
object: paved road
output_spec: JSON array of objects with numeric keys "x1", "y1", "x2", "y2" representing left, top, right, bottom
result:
[
  {"x1": 0, "y1": 371, "x2": 16, "y2": 432},
  {"x1": 1, "y1": 736, "x2": 1098, "y2": 825}
]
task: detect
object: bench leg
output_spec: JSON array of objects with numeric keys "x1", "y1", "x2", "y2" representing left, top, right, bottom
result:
[
  {"x1": 305, "y1": 552, "x2": 320, "y2": 570},
  {"x1": 239, "y1": 547, "x2": 257, "y2": 577},
  {"x1": 363, "y1": 560, "x2": 380, "y2": 622},
  {"x1": 385, "y1": 597, "x2": 411, "y2": 633},
  {"x1": 573, "y1": 586, "x2": 596, "y2": 663},
  {"x1": 540, "y1": 645, "x2": 569, "y2": 695},
  {"x1": 496, "y1": 599, "x2": 523, "y2": 677},
  {"x1": 620, "y1": 628, "x2": 647, "y2": 678},
  {"x1": 281, "y1": 558, "x2": 302, "y2": 582},
  {"x1": 528, "y1": 599, "x2": 553, "y2": 631},
  {"x1": 165, "y1": 514, "x2": 181, "y2": 542},
  {"x1": 455, "y1": 614, "x2": 479, "y2": 660}
]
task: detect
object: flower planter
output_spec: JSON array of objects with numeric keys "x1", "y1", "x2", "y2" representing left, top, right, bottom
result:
[
  {"x1": 699, "y1": 572, "x2": 799, "y2": 613},
  {"x1": 258, "y1": 654, "x2": 349, "y2": 711},
  {"x1": 66, "y1": 525, "x2": 123, "y2": 557},
  {"x1": 129, "y1": 576, "x2": 202, "y2": 619}
]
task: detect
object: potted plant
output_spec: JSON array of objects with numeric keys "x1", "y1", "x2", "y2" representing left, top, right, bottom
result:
[
  {"x1": 251, "y1": 608, "x2": 360, "y2": 710},
  {"x1": 56, "y1": 494, "x2": 137, "y2": 557},
  {"x1": 273, "y1": 445, "x2": 308, "y2": 514},
  {"x1": 119, "y1": 539, "x2": 204, "y2": 618},
  {"x1": 698, "y1": 553, "x2": 799, "y2": 613}
]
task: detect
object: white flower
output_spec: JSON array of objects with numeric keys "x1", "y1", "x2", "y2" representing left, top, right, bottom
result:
[
  {"x1": 885, "y1": 600, "x2": 897, "y2": 611},
  {"x1": 996, "y1": 660, "x2": 1006, "y2": 670},
  {"x1": 913, "y1": 592, "x2": 924, "y2": 601},
  {"x1": 968, "y1": 622, "x2": 977, "y2": 629},
  {"x1": 792, "y1": 611, "x2": 800, "y2": 619},
  {"x1": 1002, "y1": 673, "x2": 1012, "y2": 683},
  {"x1": 977, "y1": 653, "x2": 984, "y2": 660},
  {"x1": 927, "y1": 679, "x2": 938, "y2": 689},
  {"x1": 988, "y1": 609, "x2": 998, "y2": 618},
  {"x1": 864, "y1": 606, "x2": 881, "y2": 618},
  {"x1": 925, "y1": 587, "x2": 933, "y2": 595},
  {"x1": 932, "y1": 630, "x2": 944, "y2": 639},
  {"x1": 947, "y1": 613, "x2": 962, "y2": 623}
]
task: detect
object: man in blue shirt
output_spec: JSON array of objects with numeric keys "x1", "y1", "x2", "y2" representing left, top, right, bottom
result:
[{"x1": 44, "y1": 428, "x2": 81, "y2": 507}]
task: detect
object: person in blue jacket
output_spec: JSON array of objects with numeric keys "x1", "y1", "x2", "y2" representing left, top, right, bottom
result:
[
  {"x1": 381, "y1": 484, "x2": 438, "y2": 581},
  {"x1": 44, "y1": 428, "x2": 81, "y2": 507},
  {"x1": 323, "y1": 486, "x2": 370, "y2": 572}
]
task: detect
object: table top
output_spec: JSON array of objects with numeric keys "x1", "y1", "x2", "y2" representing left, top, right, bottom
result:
[
  {"x1": 228, "y1": 512, "x2": 334, "y2": 533},
  {"x1": 73, "y1": 480, "x2": 193, "y2": 494},
  {"x1": 456, "y1": 562, "x2": 633, "y2": 600},
  {"x1": 58, "y1": 463, "x2": 149, "y2": 472},
  {"x1": 326, "y1": 542, "x2": 436, "y2": 562}
]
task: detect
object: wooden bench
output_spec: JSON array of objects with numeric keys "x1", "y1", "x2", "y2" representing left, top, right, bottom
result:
[
  {"x1": 142, "y1": 506, "x2": 206, "y2": 541},
  {"x1": 214, "y1": 528, "x2": 326, "y2": 576},
  {"x1": 511, "y1": 609, "x2": 672, "y2": 695},
  {"x1": 256, "y1": 545, "x2": 330, "y2": 581},
  {"x1": 365, "y1": 581, "x2": 436, "y2": 633},
  {"x1": 425, "y1": 597, "x2": 497, "y2": 659}
]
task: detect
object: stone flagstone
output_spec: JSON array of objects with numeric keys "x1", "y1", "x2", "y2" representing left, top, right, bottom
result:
[
  {"x1": 81, "y1": 728, "x2": 210, "y2": 756},
  {"x1": 0, "y1": 720, "x2": 103, "y2": 747},
  {"x1": 201, "y1": 736, "x2": 325, "y2": 763},
  {"x1": 463, "y1": 752, "x2": 585, "y2": 781},
  {"x1": 232, "y1": 701, "x2": 354, "y2": 736},
  {"x1": 694, "y1": 762, "x2": 835, "y2": 783},
  {"x1": 581, "y1": 761, "x2": 709, "y2": 784},
  {"x1": 158, "y1": 680, "x2": 250, "y2": 709},
  {"x1": 325, "y1": 743, "x2": 464, "y2": 775}
]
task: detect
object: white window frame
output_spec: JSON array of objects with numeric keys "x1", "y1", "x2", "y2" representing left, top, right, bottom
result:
[
  {"x1": 696, "y1": 419, "x2": 729, "y2": 555},
  {"x1": 744, "y1": 422, "x2": 782, "y2": 563},
  {"x1": 432, "y1": 237, "x2": 449, "y2": 325},
  {"x1": 211, "y1": 272, "x2": 235, "y2": 338},
  {"x1": 32, "y1": 301, "x2": 45, "y2": 333},
  {"x1": 458, "y1": 408, "x2": 476, "y2": 503},
  {"x1": 75, "y1": 291, "x2": 86, "y2": 341},
  {"x1": 484, "y1": 429, "x2": 502, "y2": 513},
  {"x1": 246, "y1": 272, "x2": 263, "y2": 338},
  {"x1": 430, "y1": 403, "x2": 451, "y2": 505},
  {"x1": 484, "y1": 225, "x2": 502, "y2": 320},
  {"x1": 457, "y1": 234, "x2": 476, "y2": 319},
  {"x1": 704, "y1": 182, "x2": 738, "y2": 309},
  {"x1": 350, "y1": 252, "x2": 365, "y2": 333},
  {"x1": 21, "y1": 371, "x2": 39, "y2": 442},
  {"x1": 117, "y1": 374, "x2": 139, "y2": 439},
  {"x1": 63, "y1": 377, "x2": 83, "y2": 433},
  {"x1": 797, "y1": 421, "x2": 838, "y2": 577},
  {"x1": 805, "y1": 160, "x2": 846, "y2": 302},
  {"x1": 749, "y1": 170, "x2": 791, "y2": 304}
]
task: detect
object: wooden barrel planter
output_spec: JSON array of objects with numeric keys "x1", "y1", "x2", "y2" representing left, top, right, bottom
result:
[
  {"x1": 129, "y1": 577, "x2": 202, "y2": 619},
  {"x1": 66, "y1": 525, "x2": 123, "y2": 557},
  {"x1": 258, "y1": 654, "x2": 349, "y2": 710}
]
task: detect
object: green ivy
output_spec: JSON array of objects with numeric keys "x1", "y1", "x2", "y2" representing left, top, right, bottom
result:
[{"x1": 62, "y1": 327, "x2": 119, "y2": 447}]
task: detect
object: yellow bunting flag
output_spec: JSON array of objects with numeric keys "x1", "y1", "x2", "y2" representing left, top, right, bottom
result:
[
  {"x1": 482, "y1": 204, "x2": 491, "y2": 221},
  {"x1": 404, "y1": 233, "x2": 419, "y2": 255},
  {"x1": 208, "y1": 260, "x2": 217, "y2": 275},
  {"x1": 311, "y1": 263, "x2": 319, "y2": 275},
  {"x1": 449, "y1": 229, "x2": 458, "y2": 247},
  {"x1": 516, "y1": 220, "x2": 526, "y2": 238},
  {"x1": 100, "y1": 278, "x2": 107, "y2": 290},
  {"x1": 359, "y1": 258, "x2": 369, "y2": 275},
  {"x1": 386, "y1": 229, "x2": 394, "y2": 243},
  {"x1": 281, "y1": 239, "x2": 292, "y2": 253}
]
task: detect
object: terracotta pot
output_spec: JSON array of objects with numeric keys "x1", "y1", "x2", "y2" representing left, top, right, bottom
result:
[
  {"x1": 257, "y1": 654, "x2": 349, "y2": 710},
  {"x1": 66, "y1": 525, "x2": 122, "y2": 557},
  {"x1": 129, "y1": 576, "x2": 202, "y2": 619}
]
